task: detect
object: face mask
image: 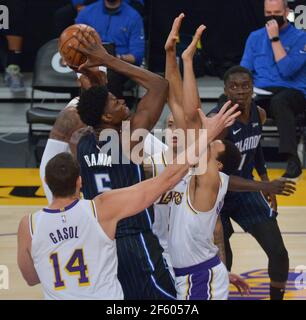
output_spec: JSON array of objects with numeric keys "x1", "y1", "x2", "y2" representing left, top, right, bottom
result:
[{"x1": 264, "y1": 15, "x2": 286, "y2": 28}]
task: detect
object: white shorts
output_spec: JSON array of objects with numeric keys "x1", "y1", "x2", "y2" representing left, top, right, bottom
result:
[{"x1": 174, "y1": 256, "x2": 229, "y2": 300}]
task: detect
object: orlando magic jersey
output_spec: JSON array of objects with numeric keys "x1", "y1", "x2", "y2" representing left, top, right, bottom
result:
[
  {"x1": 209, "y1": 102, "x2": 262, "y2": 179},
  {"x1": 30, "y1": 199, "x2": 123, "y2": 300},
  {"x1": 77, "y1": 132, "x2": 153, "y2": 238}
]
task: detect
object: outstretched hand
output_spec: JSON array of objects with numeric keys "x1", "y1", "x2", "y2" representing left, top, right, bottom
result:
[
  {"x1": 181, "y1": 24, "x2": 206, "y2": 61},
  {"x1": 165, "y1": 13, "x2": 185, "y2": 52},
  {"x1": 197, "y1": 101, "x2": 241, "y2": 142},
  {"x1": 229, "y1": 273, "x2": 250, "y2": 296},
  {"x1": 265, "y1": 179, "x2": 296, "y2": 196},
  {"x1": 71, "y1": 30, "x2": 110, "y2": 71}
]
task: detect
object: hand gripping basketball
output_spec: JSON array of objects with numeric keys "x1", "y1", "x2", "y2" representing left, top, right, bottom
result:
[{"x1": 71, "y1": 30, "x2": 110, "y2": 72}]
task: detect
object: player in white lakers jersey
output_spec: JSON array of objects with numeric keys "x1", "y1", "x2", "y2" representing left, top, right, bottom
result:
[
  {"x1": 163, "y1": 16, "x2": 249, "y2": 299},
  {"x1": 169, "y1": 137, "x2": 247, "y2": 300},
  {"x1": 147, "y1": 114, "x2": 189, "y2": 277},
  {"x1": 17, "y1": 152, "x2": 197, "y2": 300}
]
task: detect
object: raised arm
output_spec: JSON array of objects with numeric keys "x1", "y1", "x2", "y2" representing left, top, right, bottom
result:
[
  {"x1": 181, "y1": 25, "x2": 206, "y2": 130},
  {"x1": 181, "y1": 27, "x2": 240, "y2": 142},
  {"x1": 94, "y1": 163, "x2": 189, "y2": 240},
  {"x1": 73, "y1": 31, "x2": 168, "y2": 135},
  {"x1": 164, "y1": 13, "x2": 186, "y2": 130}
]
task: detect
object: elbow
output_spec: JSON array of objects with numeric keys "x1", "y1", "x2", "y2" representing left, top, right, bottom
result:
[
  {"x1": 27, "y1": 279, "x2": 39, "y2": 287},
  {"x1": 153, "y1": 77, "x2": 169, "y2": 97}
]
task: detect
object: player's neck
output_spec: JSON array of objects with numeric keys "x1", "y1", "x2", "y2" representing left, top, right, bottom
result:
[
  {"x1": 238, "y1": 107, "x2": 251, "y2": 123},
  {"x1": 94, "y1": 124, "x2": 120, "y2": 139},
  {"x1": 49, "y1": 195, "x2": 79, "y2": 210}
]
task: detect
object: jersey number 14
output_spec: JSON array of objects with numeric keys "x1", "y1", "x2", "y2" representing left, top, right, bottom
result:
[{"x1": 49, "y1": 249, "x2": 90, "y2": 290}]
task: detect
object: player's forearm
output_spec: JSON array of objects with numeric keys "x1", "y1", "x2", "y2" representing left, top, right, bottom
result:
[
  {"x1": 182, "y1": 58, "x2": 201, "y2": 126},
  {"x1": 272, "y1": 41, "x2": 287, "y2": 62},
  {"x1": 166, "y1": 50, "x2": 183, "y2": 106},
  {"x1": 214, "y1": 219, "x2": 226, "y2": 265},
  {"x1": 228, "y1": 175, "x2": 269, "y2": 192},
  {"x1": 103, "y1": 55, "x2": 167, "y2": 92},
  {"x1": 119, "y1": 54, "x2": 136, "y2": 64}
]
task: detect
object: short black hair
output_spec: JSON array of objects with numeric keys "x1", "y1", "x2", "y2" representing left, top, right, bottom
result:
[
  {"x1": 217, "y1": 140, "x2": 242, "y2": 175},
  {"x1": 45, "y1": 153, "x2": 80, "y2": 198},
  {"x1": 77, "y1": 86, "x2": 109, "y2": 128},
  {"x1": 223, "y1": 65, "x2": 253, "y2": 85}
]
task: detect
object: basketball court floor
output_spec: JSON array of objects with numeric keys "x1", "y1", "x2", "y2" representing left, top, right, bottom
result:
[{"x1": 0, "y1": 168, "x2": 305, "y2": 300}]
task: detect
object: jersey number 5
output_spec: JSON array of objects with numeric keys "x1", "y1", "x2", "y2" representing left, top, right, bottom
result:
[
  {"x1": 49, "y1": 249, "x2": 90, "y2": 290},
  {"x1": 94, "y1": 173, "x2": 112, "y2": 193}
]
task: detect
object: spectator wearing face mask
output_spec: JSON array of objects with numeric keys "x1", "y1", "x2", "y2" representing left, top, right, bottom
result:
[{"x1": 241, "y1": 0, "x2": 306, "y2": 179}]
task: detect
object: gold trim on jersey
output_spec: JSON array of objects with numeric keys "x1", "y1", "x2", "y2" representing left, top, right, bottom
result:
[
  {"x1": 161, "y1": 152, "x2": 167, "y2": 167},
  {"x1": 29, "y1": 212, "x2": 36, "y2": 236},
  {"x1": 185, "y1": 274, "x2": 190, "y2": 300},
  {"x1": 186, "y1": 182, "x2": 199, "y2": 215},
  {"x1": 150, "y1": 156, "x2": 157, "y2": 178},
  {"x1": 208, "y1": 269, "x2": 214, "y2": 300},
  {"x1": 90, "y1": 200, "x2": 97, "y2": 219}
]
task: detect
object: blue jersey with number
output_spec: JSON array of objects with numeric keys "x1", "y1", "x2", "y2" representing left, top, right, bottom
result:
[
  {"x1": 77, "y1": 132, "x2": 153, "y2": 238},
  {"x1": 209, "y1": 102, "x2": 262, "y2": 179}
]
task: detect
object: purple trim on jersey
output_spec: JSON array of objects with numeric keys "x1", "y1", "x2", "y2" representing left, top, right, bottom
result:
[
  {"x1": 173, "y1": 255, "x2": 220, "y2": 277},
  {"x1": 43, "y1": 199, "x2": 79, "y2": 213}
]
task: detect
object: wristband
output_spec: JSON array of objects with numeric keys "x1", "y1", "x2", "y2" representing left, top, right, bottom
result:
[{"x1": 270, "y1": 36, "x2": 280, "y2": 42}]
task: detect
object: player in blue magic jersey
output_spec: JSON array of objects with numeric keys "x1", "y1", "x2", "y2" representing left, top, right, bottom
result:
[
  {"x1": 72, "y1": 32, "x2": 176, "y2": 299},
  {"x1": 209, "y1": 66, "x2": 290, "y2": 300}
]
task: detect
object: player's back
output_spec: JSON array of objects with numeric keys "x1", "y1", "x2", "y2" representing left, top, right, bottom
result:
[
  {"x1": 30, "y1": 199, "x2": 123, "y2": 300},
  {"x1": 77, "y1": 132, "x2": 153, "y2": 237}
]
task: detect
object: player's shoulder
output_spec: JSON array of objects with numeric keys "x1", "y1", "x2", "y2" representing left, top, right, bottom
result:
[{"x1": 256, "y1": 105, "x2": 267, "y2": 125}]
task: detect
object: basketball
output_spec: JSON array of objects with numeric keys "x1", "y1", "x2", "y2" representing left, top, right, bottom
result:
[{"x1": 58, "y1": 24, "x2": 101, "y2": 68}]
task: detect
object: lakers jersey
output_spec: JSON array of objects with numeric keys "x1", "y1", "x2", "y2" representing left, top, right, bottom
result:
[
  {"x1": 149, "y1": 152, "x2": 190, "y2": 256},
  {"x1": 168, "y1": 172, "x2": 229, "y2": 269},
  {"x1": 30, "y1": 199, "x2": 123, "y2": 300}
]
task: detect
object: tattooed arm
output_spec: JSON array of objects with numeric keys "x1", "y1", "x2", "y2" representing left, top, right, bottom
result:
[{"x1": 214, "y1": 215, "x2": 226, "y2": 265}]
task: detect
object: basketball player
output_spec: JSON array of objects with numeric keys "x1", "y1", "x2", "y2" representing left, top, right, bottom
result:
[
  {"x1": 208, "y1": 66, "x2": 292, "y2": 300},
  {"x1": 178, "y1": 16, "x2": 294, "y2": 299},
  {"x1": 59, "y1": 30, "x2": 242, "y2": 300},
  {"x1": 167, "y1": 16, "x2": 295, "y2": 299},
  {"x1": 17, "y1": 150, "x2": 198, "y2": 299},
  {"x1": 147, "y1": 15, "x2": 296, "y2": 298}
]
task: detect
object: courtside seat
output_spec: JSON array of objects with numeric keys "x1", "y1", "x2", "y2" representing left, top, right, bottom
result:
[
  {"x1": 26, "y1": 38, "x2": 79, "y2": 137},
  {"x1": 26, "y1": 107, "x2": 60, "y2": 126}
]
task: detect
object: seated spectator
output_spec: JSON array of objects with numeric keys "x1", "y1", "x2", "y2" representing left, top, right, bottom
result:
[
  {"x1": 1, "y1": 0, "x2": 26, "y2": 92},
  {"x1": 241, "y1": 0, "x2": 306, "y2": 179},
  {"x1": 75, "y1": 0, "x2": 145, "y2": 99},
  {"x1": 54, "y1": 0, "x2": 144, "y2": 37}
]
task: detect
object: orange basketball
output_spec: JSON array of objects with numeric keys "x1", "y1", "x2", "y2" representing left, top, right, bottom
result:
[{"x1": 58, "y1": 24, "x2": 101, "y2": 68}]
